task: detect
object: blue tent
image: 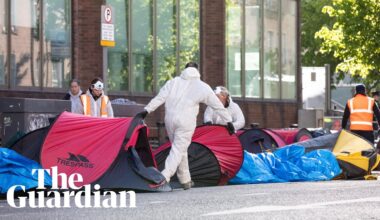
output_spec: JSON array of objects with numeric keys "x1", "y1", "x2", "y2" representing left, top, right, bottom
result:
[
  {"x1": 0, "y1": 147, "x2": 52, "y2": 194},
  {"x1": 229, "y1": 145, "x2": 341, "y2": 184}
]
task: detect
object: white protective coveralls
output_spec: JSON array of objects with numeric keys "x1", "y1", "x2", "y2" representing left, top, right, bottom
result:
[
  {"x1": 74, "y1": 90, "x2": 114, "y2": 117},
  {"x1": 204, "y1": 98, "x2": 245, "y2": 130},
  {"x1": 144, "y1": 67, "x2": 232, "y2": 183}
]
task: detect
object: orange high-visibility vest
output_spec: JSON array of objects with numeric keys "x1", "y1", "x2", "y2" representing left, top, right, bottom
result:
[
  {"x1": 347, "y1": 94, "x2": 374, "y2": 131},
  {"x1": 80, "y1": 94, "x2": 109, "y2": 118}
]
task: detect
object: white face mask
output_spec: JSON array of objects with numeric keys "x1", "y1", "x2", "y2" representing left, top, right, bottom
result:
[{"x1": 92, "y1": 81, "x2": 104, "y2": 91}]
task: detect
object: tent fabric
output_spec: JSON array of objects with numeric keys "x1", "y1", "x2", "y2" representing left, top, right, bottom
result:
[
  {"x1": 154, "y1": 142, "x2": 221, "y2": 187},
  {"x1": 40, "y1": 112, "x2": 139, "y2": 186},
  {"x1": 238, "y1": 128, "x2": 286, "y2": 154},
  {"x1": 333, "y1": 130, "x2": 374, "y2": 154},
  {"x1": 228, "y1": 151, "x2": 284, "y2": 184},
  {"x1": 310, "y1": 128, "x2": 332, "y2": 138},
  {"x1": 333, "y1": 130, "x2": 380, "y2": 179},
  {"x1": 229, "y1": 145, "x2": 342, "y2": 184},
  {"x1": 270, "y1": 128, "x2": 313, "y2": 145},
  {"x1": 154, "y1": 125, "x2": 244, "y2": 186},
  {"x1": 10, "y1": 127, "x2": 49, "y2": 163},
  {"x1": 263, "y1": 129, "x2": 287, "y2": 147},
  {"x1": 8, "y1": 111, "x2": 171, "y2": 192},
  {"x1": 0, "y1": 147, "x2": 52, "y2": 194},
  {"x1": 286, "y1": 129, "x2": 380, "y2": 179},
  {"x1": 288, "y1": 132, "x2": 339, "y2": 153}
]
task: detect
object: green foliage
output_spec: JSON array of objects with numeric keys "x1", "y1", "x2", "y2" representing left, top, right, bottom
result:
[
  {"x1": 315, "y1": 0, "x2": 380, "y2": 90},
  {"x1": 301, "y1": 0, "x2": 340, "y2": 70}
]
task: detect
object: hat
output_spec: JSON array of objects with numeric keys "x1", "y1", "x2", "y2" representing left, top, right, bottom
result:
[
  {"x1": 355, "y1": 84, "x2": 365, "y2": 94},
  {"x1": 92, "y1": 81, "x2": 104, "y2": 91},
  {"x1": 214, "y1": 86, "x2": 229, "y2": 96}
]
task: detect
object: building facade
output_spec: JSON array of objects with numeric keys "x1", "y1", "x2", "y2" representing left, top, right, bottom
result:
[{"x1": 0, "y1": 0, "x2": 301, "y2": 130}]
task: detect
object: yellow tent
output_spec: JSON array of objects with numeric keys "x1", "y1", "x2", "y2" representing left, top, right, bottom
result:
[{"x1": 333, "y1": 130, "x2": 380, "y2": 179}]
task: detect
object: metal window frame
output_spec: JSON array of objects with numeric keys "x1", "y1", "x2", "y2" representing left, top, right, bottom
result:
[
  {"x1": 226, "y1": 0, "x2": 298, "y2": 102},
  {"x1": 109, "y1": 0, "x2": 201, "y2": 95},
  {"x1": 241, "y1": 0, "x2": 246, "y2": 99},
  {"x1": 4, "y1": 0, "x2": 71, "y2": 92}
]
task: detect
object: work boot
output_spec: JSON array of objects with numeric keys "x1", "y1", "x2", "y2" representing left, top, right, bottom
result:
[{"x1": 182, "y1": 181, "x2": 194, "y2": 190}]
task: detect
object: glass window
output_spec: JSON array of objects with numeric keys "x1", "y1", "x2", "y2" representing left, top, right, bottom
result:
[
  {"x1": 11, "y1": 0, "x2": 41, "y2": 87},
  {"x1": 0, "y1": 0, "x2": 7, "y2": 86},
  {"x1": 263, "y1": 0, "x2": 280, "y2": 99},
  {"x1": 4, "y1": 0, "x2": 71, "y2": 90},
  {"x1": 107, "y1": 0, "x2": 200, "y2": 93},
  {"x1": 226, "y1": 0, "x2": 242, "y2": 97},
  {"x1": 179, "y1": 0, "x2": 200, "y2": 71},
  {"x1": 226, "y1": 0, "x2": 297, "y2": 100},
  {"x1": 245, "y1": 0, "x2": 261, "y2": 98},
  {"x1": 281, "y1": 0, "x2": 296, "y2": 99},
  {"x1": 43, "y1": 0, "x2": 71, "y2": 88},
  {"x1": 131, "y1": 0, "x2": 153, "y2": 93},
  {"x1": 108, "y1": 0, "x2": 129, "y2": 91},
  {"x1": 156, "y1": 0, "x2": 176, "y2": 88}
]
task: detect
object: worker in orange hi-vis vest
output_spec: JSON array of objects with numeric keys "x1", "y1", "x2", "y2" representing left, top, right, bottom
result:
[
  {"x1": 74, "y1": 77, "x2": 114, "y2": 118},
  {"x1": 342, "y1": 84, "x2": 380, "y2": 144}
]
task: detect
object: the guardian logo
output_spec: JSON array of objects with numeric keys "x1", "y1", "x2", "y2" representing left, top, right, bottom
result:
[{"x1": 6, "y1": 166, "x2": 136, "y2": 208}]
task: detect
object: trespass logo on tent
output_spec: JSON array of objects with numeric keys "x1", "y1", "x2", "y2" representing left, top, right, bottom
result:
[
  {"x1": 57, "y1": 152, "x2": 95, "y2": 168},
  {"x1": 7, "y1": 166, "x2": 136, "y2": 208}
]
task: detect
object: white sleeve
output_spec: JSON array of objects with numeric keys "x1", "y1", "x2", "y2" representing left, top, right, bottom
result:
[
  {"x1": 144, "y1": 79, "x2": 174, "y2": 113},
  {"x1": 203, "y1": 86, "x2": 232, "y2": 123},
  {"x1": 204, "y1": 106, "x2": 214, "y2": 123},
  {"x1": 231, "y1": 103, "x2": 245, "y2": 130}
]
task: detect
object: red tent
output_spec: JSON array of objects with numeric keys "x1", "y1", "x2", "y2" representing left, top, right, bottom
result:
[
  {"x1": 10, "y1": 112, "x2": 171, "y2": 192},
  {"x1": 238, "y1": 128, "x2": 312, "y2": 153},
  {"x1": 271, "y1": 128, "x2": 313, "y2": 146},
  {"x1": 238, "y1": 128, "x2": 286, "y2": 153},
  {"x1": 153, "y1": 125, "x2": 244, "y2": 186}
]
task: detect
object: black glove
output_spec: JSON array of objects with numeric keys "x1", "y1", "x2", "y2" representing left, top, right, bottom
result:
[
  {"x1": 226, "y1": 122, "x2": 235, "y2": 135},
  {"x1": 204, "y1": 121, "x2": 212, "y2": 125},
  {"x1": 135, "y1": 110, "x2": 148, "y2": 120}
]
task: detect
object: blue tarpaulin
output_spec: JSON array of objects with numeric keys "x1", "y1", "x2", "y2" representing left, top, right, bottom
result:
[
  {"x1": 0, "y1": 147, "x2": 52, "y2": 194},
  {"x1": 229, "y1": 145, "x2": 341, "y2": 184}
]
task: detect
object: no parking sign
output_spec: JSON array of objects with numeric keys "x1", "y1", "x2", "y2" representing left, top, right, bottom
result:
[{"x1": 101, "y1": 5, "x2": 115, "y2": 47}]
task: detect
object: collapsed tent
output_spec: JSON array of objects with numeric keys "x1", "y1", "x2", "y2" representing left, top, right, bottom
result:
[
  {"x1": 10, "y1": 127, "x2": 49, "y2": 163},
  {"x1": 154, "y1": 125, "x2": 243, "y2": 187},
  {"x1": 284, "y1": 130, "x2": 380, "y2": 179},
  {"x1": 229, "y1": 146, "x2": 341, "y2": 184},
  {"x1": 9, "y1": 111, "x2": 171, "y2": 192},
  {"x1": 238, "y1": 128, "x2": 286, "y2": 154},
  {"x1": 0, "y1": 147, "x2": 52, "y2": 194},
  {"x1": 271, "y1": 128, "x2": 313, "y2": 145},
  {"x1": 332, "y1": 130, "x2": 380, "y2": 179},
  {"x1": 291, "y1": 132, "x2": 339, "y2": 153},
  {"x1": 238, "y1": 128, "x2": 313, "y2": 154}
]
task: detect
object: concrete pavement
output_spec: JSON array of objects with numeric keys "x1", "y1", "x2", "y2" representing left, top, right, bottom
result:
[{"x1": 1, "y1": 180, "x2": 380, "y2": 219}]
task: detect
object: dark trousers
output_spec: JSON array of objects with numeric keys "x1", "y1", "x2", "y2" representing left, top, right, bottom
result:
[{"x1": 351, "y1": 130, "x2": 374, "y2": 144}]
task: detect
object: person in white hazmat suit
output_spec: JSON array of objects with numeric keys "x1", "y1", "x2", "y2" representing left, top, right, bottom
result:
[
  {"x1": 204, "y1": 86, "x2": 245, "y2": 130},
  {"x1": 135, "y1": 62, "x2": 235, "y2": 190}
]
